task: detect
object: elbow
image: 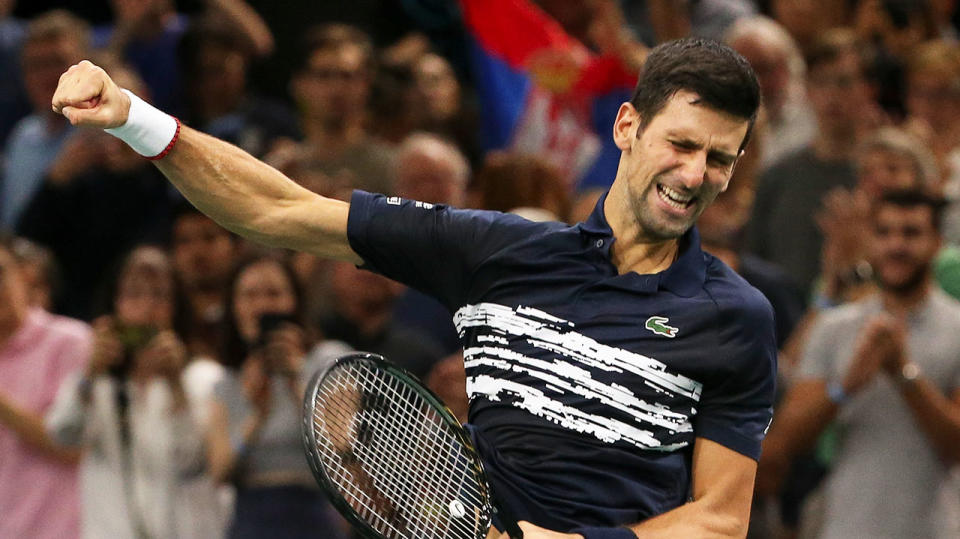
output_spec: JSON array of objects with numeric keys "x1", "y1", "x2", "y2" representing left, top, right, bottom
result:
[{"x1": 701, "y1": 514, "x2": 748, "y2": 539}]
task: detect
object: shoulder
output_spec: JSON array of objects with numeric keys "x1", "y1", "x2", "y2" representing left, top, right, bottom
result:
[
  {"x1": 37, "y1": 310, "x2": 92, "y2": 344},
  {"x1": 704, "y1": 255, "x2": 775, "y2": 326}
]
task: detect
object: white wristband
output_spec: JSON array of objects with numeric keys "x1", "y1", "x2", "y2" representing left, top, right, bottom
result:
[{"x1": 104, "y1": 89, "x2": 180, "y2": 159}]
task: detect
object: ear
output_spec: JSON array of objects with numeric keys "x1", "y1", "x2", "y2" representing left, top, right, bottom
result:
[
  {"x1": 720, "y1": 151, "x2": 744, "y2": 192},
  {"x1": 613, "y1": 102, "x2": 640, "y2": 151}
]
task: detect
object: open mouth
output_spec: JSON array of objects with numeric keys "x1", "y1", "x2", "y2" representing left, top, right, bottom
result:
[{"x1": 657, "y1": 184, "x2": 695, "y2": 211}]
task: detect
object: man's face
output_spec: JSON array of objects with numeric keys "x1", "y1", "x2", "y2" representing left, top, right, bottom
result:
[
  {"x1": 294, "y1": 45, "x2": 370, "y2": 126},
  {"x1": 615, "y1": 90, "x2": 748, "y2": 242},
  {"x1": 730, "y1": 35, "x2": 790, "y2": 116},
  {"x1": 21, "y1": 37, "x2": 82, "y2": 113},
  {"x1": 870, "y1": 204, "x2": 940, "y2": 292},
  {"x1": 395, "y1": 150, "x2": 466, "y2": 207},
  {"x1": 171, "y1": 215, "x2": 235, "y2": 290},
  {"x1": 806, "y1": 52, "x2": 870, "y2": 136}
]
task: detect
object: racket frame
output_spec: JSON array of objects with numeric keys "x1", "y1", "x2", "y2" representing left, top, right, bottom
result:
[{"x1": 301, "y1": 352, "x2": 497, "y2": 539}]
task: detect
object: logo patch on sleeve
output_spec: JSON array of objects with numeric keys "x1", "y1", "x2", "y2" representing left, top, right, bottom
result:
[{"x1": 645, "y1": 316, "x2": 678, "y2": 338}]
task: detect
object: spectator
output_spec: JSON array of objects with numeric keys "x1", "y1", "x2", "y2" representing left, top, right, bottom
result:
[
  {"x1": 758, "y1": 189, "x2": 960, "y2": 538},
  {"x1": 0, "y1": 234, "x2": 88, "y2": 539},
  {"x1": 179, "y1": 16, "x2": 298, "y2": 159},
  {"x1": 394, "y1": 132, "x2": 469, "y2": 208},
  {"x1": 725, "y1": 15, "x2": 817, "y2": 170},
  {"x1": 272, "y1": 24, "x2": 395, "y2": 199},
  {"x1": 0, "y1": 0, "x2": 30, "y2": 149},
  {"x1": 321, "y1": 260, "x2": 444, "y2": 379},
  {"x1": 815, "y1": 127, "x2": 940, "y2": 308},
  {"x1": 207, "y1": 254, "x2": 349, "y2": 539},
  {"x1": 412, "y1": 51, "x2": 480, "y2": 164},
  {"x1": 17, "y1": 62, "x2": 177, "y2": 319},
  {"x1": 469, "y1": 151, "x2": 573, "y2": 223},
  {"x1": 95, "y1": 0, "x2": 274, "y2": 113},
  {"x1": 903, "y1": 39, "x2": 960, "y2": 244},
  {"x1": 11, "y1": 236, "x2": 60, "y2": 311},
  {"x1": 170, "y1": 201, "x2": 240, "y2": 361},
  {"x1": 390, "y1": 132, "x2": 470, "y2": 355},
  {"x1": 46, "y1": 245, "x2": 227, "y2": 539},
  {"x1": 747, "y1": 28, "x2": 876, "y2": 295},
  {"x1": 768, "y1": 0, "x2": 850, "y2": 55},
  {"x1": 619, "y1": 0, "x2": 756, "y2": 45},
  {"x1": 1, "y1": 9, "x2": 87, "y2": 229}
]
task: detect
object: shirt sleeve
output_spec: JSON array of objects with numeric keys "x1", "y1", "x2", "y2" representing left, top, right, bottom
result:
[
  {"x1": 693, "y1": 289, "x2": 778, "y2": 461},
  {"x1": 347, "y1": 190, "x2": 546, "y2": 308}
]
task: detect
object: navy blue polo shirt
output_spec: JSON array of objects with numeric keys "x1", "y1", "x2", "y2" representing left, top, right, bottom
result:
[{"x1": 347, "y1": 190, "x2": 776, "y2": 531}]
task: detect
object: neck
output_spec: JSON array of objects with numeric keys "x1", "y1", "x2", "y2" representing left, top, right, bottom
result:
[
  {"x1": 604, "y1": 183, "x2": 680, "y2": 275},
  {"x1": 0, "y1": 310, "x2": 28, "y2": 349},
  {"x1": 879, "y1": 277, "x2": 932, "y2": 318}
]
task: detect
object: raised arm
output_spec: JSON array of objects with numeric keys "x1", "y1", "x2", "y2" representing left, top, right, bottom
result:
[{"x1": 51, "y1": 60, "x2": 362, "y2": 264}]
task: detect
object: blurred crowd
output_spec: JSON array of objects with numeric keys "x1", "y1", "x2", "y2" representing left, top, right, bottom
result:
[{"x1": 2, "y1": 0, "x2": 960, "y2": 538}]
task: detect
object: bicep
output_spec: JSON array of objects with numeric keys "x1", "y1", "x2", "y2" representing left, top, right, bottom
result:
[
  {"x1": 280, "y1": 191, "x2": 362, "y2": 264},
  {"x1": 690, "y1": 437, "x2": 756, "y2": 528}
]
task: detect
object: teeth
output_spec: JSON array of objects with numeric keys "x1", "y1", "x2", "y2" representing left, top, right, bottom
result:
[{"x1": 657, "y1": 185, "x2": 693, "y2": 209}]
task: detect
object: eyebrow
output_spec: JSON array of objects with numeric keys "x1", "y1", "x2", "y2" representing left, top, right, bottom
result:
[{"x1": 667, "y1": 133, "x2": 738, "y2": 166}]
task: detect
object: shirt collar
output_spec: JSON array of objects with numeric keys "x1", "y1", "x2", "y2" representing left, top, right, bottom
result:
[{"x1": 578, "y1": 190, "x2": 707, "y2": 297}]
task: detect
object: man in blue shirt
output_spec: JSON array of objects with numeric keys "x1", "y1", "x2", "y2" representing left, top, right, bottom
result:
[{"x1": 52, "y1": 37, "x2": 774, "y2": 539}]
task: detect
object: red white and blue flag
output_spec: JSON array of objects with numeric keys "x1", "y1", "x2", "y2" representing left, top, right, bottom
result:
[{"x1": 460, "y1": 0, "x2": 638, "y2": 190}]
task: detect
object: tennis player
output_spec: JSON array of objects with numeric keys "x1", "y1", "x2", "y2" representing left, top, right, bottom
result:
[{"x1": 52, "y1": 38, "x2": 775, "y2": 539}]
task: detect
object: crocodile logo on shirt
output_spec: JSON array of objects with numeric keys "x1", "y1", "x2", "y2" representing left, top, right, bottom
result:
[{"x1": 645, "y1": 316, "x2": 678, "y2": 338}]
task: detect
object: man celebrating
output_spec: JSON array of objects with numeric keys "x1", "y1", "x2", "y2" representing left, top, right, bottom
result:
[
  {"x1": 759, "y1": 189, "x2": 960, "y2": 538},
  {"x1": 51, "y1": 38, "x2": 774, "y2": 538}
]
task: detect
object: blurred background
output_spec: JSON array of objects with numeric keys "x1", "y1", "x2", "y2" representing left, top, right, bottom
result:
[{"x1": 2, "y1": 1, "x2": 960, "y2": 538}]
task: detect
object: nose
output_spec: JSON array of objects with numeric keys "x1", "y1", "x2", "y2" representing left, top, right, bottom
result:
[{"x1": 676, "y1": 152, "x2": 707, "y2": 189}]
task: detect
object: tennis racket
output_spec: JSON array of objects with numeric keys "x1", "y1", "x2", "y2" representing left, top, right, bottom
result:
[{"x1": 301, "y1": 352, "x2": 524, "y2": 539}]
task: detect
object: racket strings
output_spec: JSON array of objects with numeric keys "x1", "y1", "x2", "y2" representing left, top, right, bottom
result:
[
  {"x1": 317, "y1": 368, "x2": 482, "y2": 539},
  {"x1": 311, "y1": 361, "x2": 490, "y2": 539}
]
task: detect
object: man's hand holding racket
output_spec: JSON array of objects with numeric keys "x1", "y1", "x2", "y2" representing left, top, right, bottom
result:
[{"x1": 52, "y1": 60, "x2": 131, "y2": 129}]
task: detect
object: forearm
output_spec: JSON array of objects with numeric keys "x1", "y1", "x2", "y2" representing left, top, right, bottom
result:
[
  {"x1": 755, "y1": 381, "x2": 838, "y2": 495},
  {"x1": 0, "y1": 395, "x2": 80, "y2": 464},
  {"x1": 896, "y1": 379, "x2": 960, "y2": 463},
  {"x1": 153, "y1": 126, "x2": 358, "y2": 262},
  {"x1": 627, "y1": 500, "x2": 744, "y2": 538},
  {"x1": 770, "y1": 382, "x2": 838, "y2": 456},
  {"x1": 208, "y1": 407, "x2": 265, "y2": 483}
]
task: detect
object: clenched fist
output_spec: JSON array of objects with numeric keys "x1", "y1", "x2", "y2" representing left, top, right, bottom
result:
[{"x1": 51, "y1": 60, "x2": 131, "y2": 128}]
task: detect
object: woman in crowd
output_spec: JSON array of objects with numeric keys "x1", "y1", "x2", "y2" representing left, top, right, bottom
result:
[
  {"x1": 206, "y1": 253, "x2": 349, "y2": 539},
  {"x1": 46, "y1": 245, "x2": 227, "y2": 538}
]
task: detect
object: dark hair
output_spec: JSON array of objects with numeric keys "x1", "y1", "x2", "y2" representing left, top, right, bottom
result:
[
  {"x1": 630, "y1": 37, "x2": 760, "y2": 153},
  {"x1": 804, "y1": 28, "x2": 869, "y2": 74},
  {"x1": 299, "y1": 23, "x2": 374, "y2": 73},
  {"x1": 218, "y1": 253, "x2": 307, "y2": 370},
  {"x1": 178, "y1": 16, "x2": 254, "y2": 76},
  {"x1": 875, "y1": 188, "x2": 947, "y2": 232},
  {"x1": 93, "y1": 245, "x2": 191, "y2": 336}
]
